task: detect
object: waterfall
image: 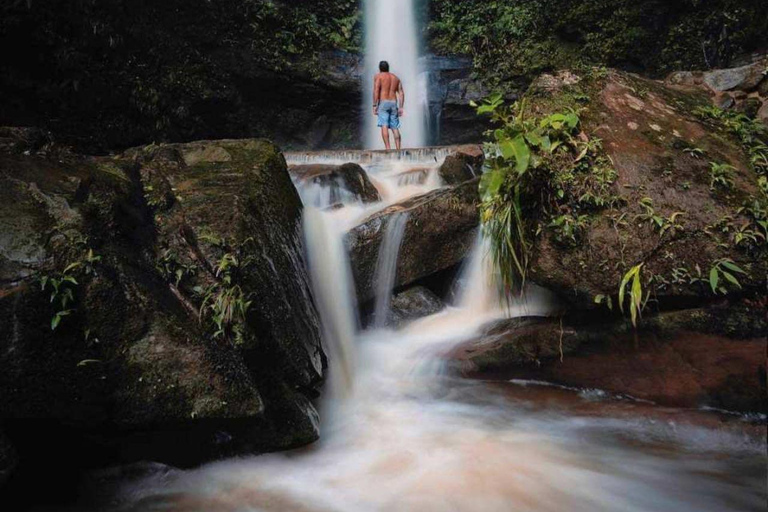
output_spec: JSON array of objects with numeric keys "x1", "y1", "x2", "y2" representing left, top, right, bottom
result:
[
  {"x1": 456, "y1": 234, "x2": 498, "y2": 316},
  {"x1": 372, "y1": 212, "x2": 410, "y2": 327},
  {"x1": 303, "y1": 208, "x2": 359, "y2": 400},
  {"x1": 363, "y1": 0, "x2": 427, "y2": 149}
]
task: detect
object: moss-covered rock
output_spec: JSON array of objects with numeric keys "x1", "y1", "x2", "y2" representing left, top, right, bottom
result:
[
  {"x1": 0, "y1": 138, "x2": 325, "y2": 471},
  {"x1": 521, "y1": 70, "x2": 767, "y2": 309}
]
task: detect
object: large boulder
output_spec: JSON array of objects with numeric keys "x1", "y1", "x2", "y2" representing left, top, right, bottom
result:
[
  {"x1": 290, "y1": 162, "x2": 380, "y2": 205},
  {"x1": 450, "y1": 300, "x2": 766, "y2": 412},
  {"x1": 347, "y1": 179, "x2": 480, "y2": 304},
  {"x1": 702, "y1": 60, "x2": 767, "y2": 93},
  {"x1": 525, "y1": 70, "x2": 767, "y2": 307},
  {"x1": 0, "y1": 139, "x2": 325, "y2": 473}
]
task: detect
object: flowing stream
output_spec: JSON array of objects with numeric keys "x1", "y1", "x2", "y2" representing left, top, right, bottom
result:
[{"x1": 103, "y1": 151, "x2": 766, "y2": 512}]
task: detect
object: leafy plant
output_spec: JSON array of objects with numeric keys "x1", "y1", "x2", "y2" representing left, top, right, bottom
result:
[
  {"x1": 634, "y1": 197, "x2": 685, "y2": 236},
  {"x1": 708, "y1": 258, "x2": 747, "y2": 295},
  {"x1": 39, "y1": 248, "x2": 101, "y2": 330},
  {"x1": 593, "y1": 293, "x2": 613, "y2": 311},
  {"x1": 473, "y1": 94, "x2": 593, "y2": 295},
  {"x1": 683, "y1": 147, "x2": 704, "y2": 159},
  {"x1": 618, "y1": 263, "x2": 647, "y2": 327},
  {"x1": 194, "y1": 238, "x2": 256, "y2": 345},
  {"x1": 709, "y1": 162, "x2": 735, "y2": 191},
  {"x1": 156, "y1": 248, "x2": 196, "y2": 287},
  {"x1": 548, "y1": 214, "x2": 589, "y2": 245}
]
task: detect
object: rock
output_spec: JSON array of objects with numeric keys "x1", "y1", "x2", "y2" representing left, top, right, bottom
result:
[
  {"x1": 438, "y1": 145, "x2": 484, "y2": 185},
  {"x1": 732, "y1": 90, "x2": 748, "y2": 100},
  {"x1": 348, "y1": 179, "x2": 480, "y2": 303},
  {"x1": 181, "y1": 144, "x2": 232, "y2": 166},
  {"x1": 524, "y1": 70, "x2": 766, "y2": 307},
  {"x1": 702, "y1": 61, "x2": 767, "y2": 92},
  {"x1": 0, "y1": 126, "x2": 52, "y2": 154},
  {"x1": 388, "y1": 286, "x2": 444, "y2": 327},
  {"x1": 758, "y1": 78, "x2": 768, "y2": 98},
  {"x1": 0, "y1": 430, "x2": 17, "y2": 487},
  {"x1": 290, "y1": 162, "x2": 380, "y2": 204},
  {"x1": 0, "y1": 138, "x2": 325, "y2": 469},
  {"x1": 758, "y1": 101, "x2": 768, "y2": 125},
  {"x1": 529, "y1": 71, "x2": 582, "y2": 94},
  {"x1": 714, "y1": 92, "x2": 735, "y2": 110},
  {"x1": 664, "y1": 71, "x2": 702, "y2": 87},
  {"x1": 451, "y1": 302, "x2": 767, "y2": 412},
  {"x1": 737, "y1": 97, "x2": 763, "y2": 119}
]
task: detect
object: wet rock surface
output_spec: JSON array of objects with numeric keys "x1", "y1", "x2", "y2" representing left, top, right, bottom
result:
[
  {"x1": 388, "y1": 286, "x2": 444, "y2": 327},
  {"x1": 437, "y1": 144, "x2": 484, "y2": 185},
  {"x1": 290, "y1": 162, "x2": 381, "y2": 204},
  {"x1": 450, "y1": 301, "x2": 767, "y2": 413},
  {"x1": 0, "y1": 139, "x2": 325, "y2": 479},
  {"x1": 347, "y1": 178, "x2": 481, "y2": 303}
]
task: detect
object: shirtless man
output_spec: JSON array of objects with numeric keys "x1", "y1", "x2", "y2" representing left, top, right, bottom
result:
[{"x1": 372, "y1": 61, "x2": 405, "y2": 150}]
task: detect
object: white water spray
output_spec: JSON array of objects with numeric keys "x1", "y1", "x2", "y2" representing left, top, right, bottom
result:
[
  {"x1": 364, "y1": 0, "x2": 427, "y2": 149},
  {"x1": 372, "y1": 211, "x2": 410, "y2": 327}
]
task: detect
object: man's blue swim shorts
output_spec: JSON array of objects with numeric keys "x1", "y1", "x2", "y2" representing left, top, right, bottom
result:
[{"x1": 377, "y1": 100, "x2": 401, "y2": 130}]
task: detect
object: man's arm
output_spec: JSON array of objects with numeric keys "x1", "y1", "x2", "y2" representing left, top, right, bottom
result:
[
  {"x1": 397, "y1": 81, "x2": 405, "y2": 114},
  {"x1": 373, "y1": 74, "x2": 380, "y2": 113}
]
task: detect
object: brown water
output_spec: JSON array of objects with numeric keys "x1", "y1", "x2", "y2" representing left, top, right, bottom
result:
[{"x1": 94, "y1": 321, "x2": 766, "y2": 512}]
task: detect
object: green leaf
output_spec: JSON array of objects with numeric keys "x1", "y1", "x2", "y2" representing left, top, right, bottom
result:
[
  {"x1": 709, "y1": 267, "x2": 719, "y2": 293},
  {"x1": 722, "y1": 271, "x2": 742, "y2": 288},
  {"x1": 525, "y1": 132, "x2": 542, "y2": 147},
  {"x1": 510, "y1": 135, "x2": 531, "y2": 174},
  {"x1": 63, "y1": 262, "x2": 81, "y2": 273},
  {"x1": 720, "y1": 260, "x2": 746, "y2": 274},
  {"x1": 480, "y1": 170, "x2": 506, "y2": 199}
]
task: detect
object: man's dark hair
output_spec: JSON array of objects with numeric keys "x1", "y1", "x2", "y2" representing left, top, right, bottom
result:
[{"x1": 379, "y1": 61, "x2": 389, "y2": 72}]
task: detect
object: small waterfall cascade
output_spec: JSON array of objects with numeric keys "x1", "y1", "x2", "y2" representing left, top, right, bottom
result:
[
  {"x1": 372, "y1": 211, "x2": 410, "y2": 328},
  {"x1": 302, "y1": 207, "x2": 359, "y2": 400},
  {"x1": 363, "y1": 0, "x2": 427, "y2": 149},
  {"x1": 291, "y1": 152, "x2": 447, "y2": 403}
]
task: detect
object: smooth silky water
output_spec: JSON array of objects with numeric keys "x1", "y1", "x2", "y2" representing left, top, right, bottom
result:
[{"x1": 95, "y1": 152, "x2": 766, "y2": 512}]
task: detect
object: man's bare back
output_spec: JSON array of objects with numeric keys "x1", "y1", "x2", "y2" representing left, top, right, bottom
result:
[
  {"x1": 374, "y1": 72, "x2": 401, "y2": 102},
  {"x1": 373, "y1": 61, "x2": 405, "y2": 150}
]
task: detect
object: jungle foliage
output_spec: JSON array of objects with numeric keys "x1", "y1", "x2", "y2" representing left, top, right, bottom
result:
[
  {"x1": 429, "y1": 0, "x2": 768, "y2": 88},
  {"x1": 474, "y1": 91, "x2": 619, "y2": 296},
  {"x1": 0, "y1": 0, "x2": 360, "y2": 152}
]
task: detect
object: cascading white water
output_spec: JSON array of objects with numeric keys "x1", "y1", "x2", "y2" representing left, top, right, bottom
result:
[
  {"x1": 107, "y1": 151, "x2": 767, "y2": 512},
  {"x1": 302, "y1": 207, "x2": 359, "y2": 400},
  {"x1": 363, "y1": 0, "x2": 427, "y2": 149},
  {"x1": 372, "y1": 211, "x2": 410, "y2": 327}
]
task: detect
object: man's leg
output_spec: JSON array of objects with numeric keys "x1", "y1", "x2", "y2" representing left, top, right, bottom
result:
[
  {"x1": 380, "y1": 126, "x2": 391, "y2": 150},
  {"x1": 392, "y1": 129, "x2": 402, "y2": 150}
]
